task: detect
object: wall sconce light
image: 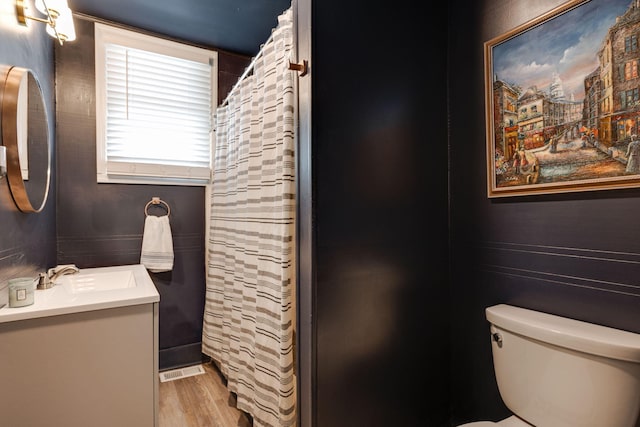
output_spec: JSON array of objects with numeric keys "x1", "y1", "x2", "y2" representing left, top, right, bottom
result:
[{"x1": 15, "y1": 0, "x2": 76, "y2": 45}]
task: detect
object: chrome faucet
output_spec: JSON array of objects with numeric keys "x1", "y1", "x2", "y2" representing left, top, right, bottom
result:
[{"x1": 37, "y1": 264, "x2": 79, "y2": 289}]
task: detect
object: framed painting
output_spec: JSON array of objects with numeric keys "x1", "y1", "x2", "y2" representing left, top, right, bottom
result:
[{"x1": 485, "y1": 0, "x2": 640, "y2": 197}]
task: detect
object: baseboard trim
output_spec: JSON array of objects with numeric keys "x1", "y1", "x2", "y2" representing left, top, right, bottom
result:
[{"x1": 159, "y1": 342, "x2": 210, "y2": 371}]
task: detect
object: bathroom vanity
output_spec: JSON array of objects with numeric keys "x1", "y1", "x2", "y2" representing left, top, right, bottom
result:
[{"x1": 0, "y1": 264, "x2": 160, "y2": 427}]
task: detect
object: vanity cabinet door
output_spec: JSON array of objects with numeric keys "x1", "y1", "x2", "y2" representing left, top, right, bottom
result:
[{"x1": 0, "y1": 303, "x2": 158, "y2": 427}]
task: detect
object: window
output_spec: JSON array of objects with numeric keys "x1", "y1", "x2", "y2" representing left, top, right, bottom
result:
[
  {"x1": 95, "y1": 23, "x2": 217, "y2": 185},
  {"x1": 622, "y1": 88, "x2": 640, "y2": 109},
  {"x1": 626, "y1": 35, "x2": 638, "y2": 53},
  {"x1": 625, "y1": 60, "x2": 639, "y2": 81}
]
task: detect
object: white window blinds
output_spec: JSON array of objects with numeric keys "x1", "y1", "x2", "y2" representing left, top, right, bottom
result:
[{"x1": 95, "y1": 23, "x2": 217, "y2": 185}]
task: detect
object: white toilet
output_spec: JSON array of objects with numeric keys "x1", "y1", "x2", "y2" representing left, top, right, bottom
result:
[{"x1": 459, "y1": 304, "x2": 640, "y2": 427}]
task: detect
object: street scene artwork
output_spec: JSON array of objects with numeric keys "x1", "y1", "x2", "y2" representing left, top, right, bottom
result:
[{"x1": 485, "y1": 0, "x2": 640, "y2": 197}]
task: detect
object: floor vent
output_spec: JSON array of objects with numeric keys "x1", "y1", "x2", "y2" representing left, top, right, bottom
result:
[{"x1": 159, "y1": 364, "x2": 206, "y2": 383}]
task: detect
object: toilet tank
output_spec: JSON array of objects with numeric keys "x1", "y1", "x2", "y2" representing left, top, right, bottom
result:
[{"x1": 486, "y1": 304, "x2": 640, "y2": 427}]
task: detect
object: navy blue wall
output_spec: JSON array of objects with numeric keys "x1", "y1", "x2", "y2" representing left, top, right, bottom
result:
[
  {"x1": 449, "y1": 1, "x2": 640, "y2": 425},
  {"x1": 1, "y1": 4, "x2": 452, "y2": 426},
  {"x1": 310, "y1": 1, "x2": 450, "y2": 426},
  {"x1": 54, "y1": 18, "x2": 205, "y2": 370},
  {"x1": 0, "y1": 12, "x2": 56, "y2": 296},
  {"x1": 54, "y1": 17, "x2": 248, "y2": 371}
]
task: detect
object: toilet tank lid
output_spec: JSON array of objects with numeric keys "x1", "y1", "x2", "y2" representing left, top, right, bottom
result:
[{"x1": 486, "y1": 304, "x2": 640, "y2": 363}]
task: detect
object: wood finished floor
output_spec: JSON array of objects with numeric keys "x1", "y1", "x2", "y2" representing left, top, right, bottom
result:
[{"x1": 159, "y1": 361, "x2": 252, "y2": 427}]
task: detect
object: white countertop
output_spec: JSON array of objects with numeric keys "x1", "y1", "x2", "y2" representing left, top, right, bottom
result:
[{"x1": 0, "y1": 264, "x2": 160, "y2": 323}]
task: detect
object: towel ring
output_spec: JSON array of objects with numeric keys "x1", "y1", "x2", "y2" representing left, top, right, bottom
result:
[{"x1": 144, "y1": 197, "x2": 170, "y2": 217}]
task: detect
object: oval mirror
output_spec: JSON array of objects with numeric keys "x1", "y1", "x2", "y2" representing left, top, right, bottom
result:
[{"x1": 2, "y1": 66, "x2": 51, "y2": 213}]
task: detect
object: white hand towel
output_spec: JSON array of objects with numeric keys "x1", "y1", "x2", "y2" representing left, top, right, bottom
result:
[{"x1": 140, "y1": 215, "x2": 174, "y2": 273}]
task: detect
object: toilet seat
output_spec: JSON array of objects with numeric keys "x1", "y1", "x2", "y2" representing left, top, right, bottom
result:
[{"x1": 458, "y1": 416, "x2": 532, "y2": 427}]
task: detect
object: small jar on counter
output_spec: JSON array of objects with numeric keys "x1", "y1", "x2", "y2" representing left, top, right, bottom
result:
[{"x1": 8, "y1": 277, "x2": 36, "y2": 308}]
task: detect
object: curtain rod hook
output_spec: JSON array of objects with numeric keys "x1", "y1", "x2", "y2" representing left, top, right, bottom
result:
[{"x1": 288, "y1": 59, "x2": 308, "y2": 77}]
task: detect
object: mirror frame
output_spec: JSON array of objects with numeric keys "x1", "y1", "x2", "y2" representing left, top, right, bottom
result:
[{"x1": 2, "y1": 66, "x2": 51, "y2": 213}]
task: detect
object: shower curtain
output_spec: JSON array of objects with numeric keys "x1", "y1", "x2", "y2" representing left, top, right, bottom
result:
[{"x1": 202, "y1": 6, "x2": 296, "y2": 427}]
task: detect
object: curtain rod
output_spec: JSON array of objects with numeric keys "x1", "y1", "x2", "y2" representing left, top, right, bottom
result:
[{"x1": 220, "y1": 30, "x2": 275, "y2": 108}]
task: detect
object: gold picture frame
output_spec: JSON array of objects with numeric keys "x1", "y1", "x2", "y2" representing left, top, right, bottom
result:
[{"x1": 485, "y1": 0, "x2": 640, "y2": 197}]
